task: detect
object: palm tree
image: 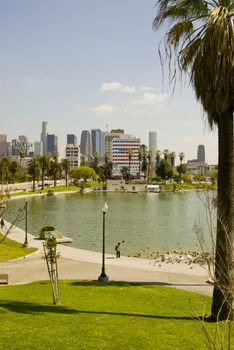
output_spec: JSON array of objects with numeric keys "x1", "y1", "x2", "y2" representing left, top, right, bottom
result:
[
  {"x1": 39, "y1": 155, "x2": 51, "y2": 190},
  {"x1": 140, "y1": 144, "x2": 148, "y2": 178},
  {"x1": 170, "y1": 152, "x2": 176, "y2": 168},
  {"x1": 50, "y1": 159, "x2": 62, "y2": 188},
  {"x1": 155, "y1": 150, "x2": 161, "y2": 169},
  {"x1": 138, "y1": 148, "x2": 142, "y2": 179},
  {"x1": 28, "y1": 157, "x2": 41, "y2": 192},
  {"x1": 127, "y1": 149, "x2": 133, "y2": 181},
  {"x1": 178, "y1": 152, "x2": 185, "y2": 165},
  {"x1": 154, "y1": 0, "x2": 234, "y2": 321},
  {"x1": 0, "y1": 157, "x2": 10, "y2": 184},
  {"x1": 9, "y1": 161, "x2": 18, "y2": 183},
  {"x1": 147, "y1": 151, "x2": 152, "y2": 183},
  {"x1": 163, "y1": 149, "x2": 170, "y2": 163},
  {"x1": 61, "y1": 158, "x2": 70, "y2": 187}
]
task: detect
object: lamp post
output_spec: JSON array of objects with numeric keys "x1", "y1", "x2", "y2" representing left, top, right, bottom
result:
[
  {"x1": 23, "y1": 200, "x2": 28, "y2": 247},
  {"x1": 98, "y1": 202, "x2": 109, "y2": 282}
]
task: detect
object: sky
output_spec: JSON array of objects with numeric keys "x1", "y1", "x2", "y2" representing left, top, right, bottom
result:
[{"x1": 0, "y1": 0, "x2": 218, "y2": 164}]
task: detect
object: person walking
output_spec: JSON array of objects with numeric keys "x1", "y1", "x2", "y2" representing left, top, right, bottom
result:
[{"x1": 115, "y1": 242, "x2": 121, "y2": 258}]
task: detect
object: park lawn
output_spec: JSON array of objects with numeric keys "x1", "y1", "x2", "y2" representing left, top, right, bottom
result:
[
  {"x1": 0, "y1": 280, "x2": 232, "y2": 350},
  {"x1": 0, "y1": 234, "x2": 37, "y2": 262}
]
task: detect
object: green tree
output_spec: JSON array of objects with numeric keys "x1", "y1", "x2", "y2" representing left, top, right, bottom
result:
[
  {"x1": 127, "y1": 149, "x2": 133, "y2": 181},
  {"x1": 140, "y1": 145, "x2": 148, "y2": 177},
  {"x1": 9, "y1": 161, "x2": 19, "y2": 183},
  {"x1": 49, "y1": 159, "x2": 62, "y2": 187},
  {"x1": 178, "y1": 152, "x2": 185, "y2": 165},
  {"x1": 138, "y1": 148, "x2": 142, "y2": 179},
  {"x1": 121, "y1": 166, "x2": 129, "y2": 181},
  {"x1": 147, "y1": 151, "x2": 152, "y2": 183},
  {"x1": 39, "y1": 155, "x2": 51, "y2": 190},
  {"x1": 71, "y1": 166, "x2": 97, "y2": 183},
  {"x1": 154, "y1": 0, "x2": 234, "y2": 321},
  {"x1": 0, "y1": 157, "x2": 10, "y2": 184},
  {"x1": 156, "y1": 160, "x2": 173, "y2": 180},
  {"x1": 61, "y1": 158, "x2": 70, "y2": 187},
  {"x1": 155, "y1": 150, "x2": 161, "y2": 169},
  {"x1": 28, "y1": 157, "x2": 41, "y2": 192}
]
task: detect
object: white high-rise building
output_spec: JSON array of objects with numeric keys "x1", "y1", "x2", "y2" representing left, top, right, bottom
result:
[
  {"x1": 112, "y1": 134, "x2": 141, "y2": 177},
  {"x1": 65, "y1": 144, "x2": 80, "y2": 169},
  {"x1": 149, "y1": 131, "x2": 157, "y2": 167}
]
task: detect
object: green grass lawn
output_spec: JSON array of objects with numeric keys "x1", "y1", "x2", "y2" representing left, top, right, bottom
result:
[
  {"x1": 0, "y1": 280, "x2": 232, "y2": 349},
  {"x1": 0, "y1": 234, "x2": 37, "y2": 262}
]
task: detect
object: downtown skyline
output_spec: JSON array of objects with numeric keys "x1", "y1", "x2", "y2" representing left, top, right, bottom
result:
[{"x1": 0, "y1": 1, "x2": 218, "y2": 164}]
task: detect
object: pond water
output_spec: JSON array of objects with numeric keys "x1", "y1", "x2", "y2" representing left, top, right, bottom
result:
[{"x1": 4, "y1": 191, "x2": 216, "y2": 256}]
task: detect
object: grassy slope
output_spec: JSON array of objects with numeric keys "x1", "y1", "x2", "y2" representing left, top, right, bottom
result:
[
  {"x1": 0, "y1": 281, "x2": 232, "y2": 350},
  {"x1": 0, "y1": 234, "x2": 37, "y2": 262}
]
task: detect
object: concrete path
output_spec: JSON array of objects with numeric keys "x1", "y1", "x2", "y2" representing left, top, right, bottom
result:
[{"x1": 0, "y1": 222, "x2": 213, "y2": 296}]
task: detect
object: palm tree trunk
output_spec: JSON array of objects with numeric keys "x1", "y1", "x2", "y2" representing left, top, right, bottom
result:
[{"x1": 211, "y1": 107, "x2": 234, "y2": 321}]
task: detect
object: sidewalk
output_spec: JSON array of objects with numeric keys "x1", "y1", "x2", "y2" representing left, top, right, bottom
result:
[{"x1": 0, "y1": 221, "x2": 213, "y2": 296}]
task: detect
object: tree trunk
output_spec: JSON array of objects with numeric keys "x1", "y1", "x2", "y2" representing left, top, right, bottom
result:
[{"x1": 211, "y1": 107, "x2": 234, "y2": 321}]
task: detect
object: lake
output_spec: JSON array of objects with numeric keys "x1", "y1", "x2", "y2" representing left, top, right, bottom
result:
[{"x1": 4, "y1": 191, "x2": 216, "y2": 256}]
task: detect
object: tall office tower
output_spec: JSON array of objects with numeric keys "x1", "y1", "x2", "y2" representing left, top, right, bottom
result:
[
  {"x1": 65, "y1": 144, "x2": 80, "y2": 169},
  {"x1": 34, "y1": 141, "x2": 42, "y2": 156},
  {"x1": 91, "y1": 129, "x2": 105, "y2": 156},
  {"x1": 112, "y1": 134, "x2": 141, "y2": 177},
  {"x1": 197, "y1": 145, "x2": 205, "y2": 163},
  {"x1": 67, "y1": 134, "x2": 77, "y2": 146},
  {"x1": 47, "y1": 134, "x2": 58, "y2": 156},
  {"x1": 0, "y1": 134, "x2": 7, "y2": 156},
  {"x1": 80, "y1": 130, "x2": 91, "y2": 159},
  {"x1": 41, "y1": 121, "x2": 48, "y2": 155},
  {"x1": 149, "y1": 131, "x2": 157, "y2": 167},
  {"x1": 105, "y1": 129, "x2": 124, "y2": 160}
]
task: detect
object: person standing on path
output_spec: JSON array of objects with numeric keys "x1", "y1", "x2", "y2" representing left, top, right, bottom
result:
[
  {"x1": 115, "y1": 242, "x2": 121, "y2": 258},
  {"x1": 1, "y1": 218, "x2": 5, "y2": 229}
]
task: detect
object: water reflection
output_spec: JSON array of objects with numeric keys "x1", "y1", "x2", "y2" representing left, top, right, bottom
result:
[{"x1": 5, "y1": 191, "x2": 216, "y2": 255}]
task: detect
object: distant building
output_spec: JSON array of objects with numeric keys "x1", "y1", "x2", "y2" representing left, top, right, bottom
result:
[
  {"x1": 34, "y1": 141, "x2": 42, "y2": 156},
  {"x1": 187, "y1": 160, "x2": 208, "y2": 176},
  {"x1": 149, "y1": 131, "x2": 157, "y2": 167},
  {"x1": 112, "y1": 134, "x2": 141, "y2": 177},
  {"x1": 47, "y1": 134, "x2": 58, "y2": 156},
  {"x1": 105, "y1": 129, "x2": 124, "y2": 160},
  {"x1": 80, "y1": 130, "x2": 91, "y2": 160},
  {"x1": 67, "y1": 134, "x2": 77, "y2": 146},
  {"x1": 197, "y1": 145, "x2": 205, "y2": 162},
  {"x1": 41, "y1": 121, "x2": 48, "y2": 155},
  {"x1": 0, "y1": 134, "x2": 7, "y2": 156},
  {"x1": 65, "y1": 144, "x2": 80, "y2": 169},
  {"x1": 91, "y1": 129, "x2": 105, "y2": 156}
]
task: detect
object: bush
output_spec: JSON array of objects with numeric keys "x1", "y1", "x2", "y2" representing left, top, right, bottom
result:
[{"x1": 39, "y1": 226, "x2": 55, "y2": 239}]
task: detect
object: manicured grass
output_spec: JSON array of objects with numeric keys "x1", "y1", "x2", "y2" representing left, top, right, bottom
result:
[
  {"x1": 0, "y1": 281, "x2": 232, "y2": 349},
  {"x1": 0, "y1": 234, "x2": 37, "y2": 262}
]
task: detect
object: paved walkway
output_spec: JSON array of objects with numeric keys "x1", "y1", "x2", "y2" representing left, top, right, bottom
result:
[{"x1": 0, "y1": 222, "x2": 213, "y2": 296}]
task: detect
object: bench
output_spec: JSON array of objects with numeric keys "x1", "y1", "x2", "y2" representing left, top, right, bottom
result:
[{"x1": 0, "y1": 273, "x2": 9, "y2": 284}]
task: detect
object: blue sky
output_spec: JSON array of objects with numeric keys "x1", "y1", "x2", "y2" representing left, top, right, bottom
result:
[{"x1": 0, "y1": 0, "x2": 218, "y2": 164}]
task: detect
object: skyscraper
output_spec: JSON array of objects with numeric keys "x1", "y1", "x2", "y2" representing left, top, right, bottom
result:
[
  {"x1": 80, "y1": 130, "x2": 91, "y2": 159},
  {"x1": 149, "y1": 131, "x2": 157, "y2": 166},
  {"x1": 41, "y1": 121, "x2": 48, "y2": 155},
  {"x1": 47, "y1": 134, "x2": 58, "y2": 155},
  {"x1": 197, "y1": 145, "x2": 205, "y2": 163},
  {"x1": 67, "y1": 134, "x2": 77, "y2": 146},
  {"x1": 91, "y1": 129, "x2": 105, "y2": 156}
]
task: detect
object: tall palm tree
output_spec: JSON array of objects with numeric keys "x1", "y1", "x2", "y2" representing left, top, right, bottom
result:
[
  {"x1": 178, "y1": 152, "x2": 185, "y2": 165},
  {"x1": 140, "y1": 144, "x2": 148, "y2": 178},
  {"x1": 138, "y1": 148, "x2": 142, "y2": 179},
  {"x1": 28, "y1": 157, "x2": 41, "y2": 192},
  {"x1": 39, "y1": 155, "x2": 51, "y2": 190},
  {"x1": 155, "y1": 150, "x2": 161, "y2": 169},
  {"x1": 50, "y1": 159, "x2": 62, "y2": 188},
  {"x1": 147, "y1": 151, "x2": 152, "y2": 183},
  {"x1": 9, "y1": 160, "x2": 18, "y2": 183},
  {"x1": 154, "y1": 0, "x2": 234, "y2": 321},
  {"x1": 61, "y1": 158, "x2": 70, "y2": 187},
  {"x1": 170, "y1": 152, "x2": 176, "y2": 168},
  {"x1": 163, "y1": 149, "x2": 170, "y2": 163},
  {"x1": 127, "y1": 149, "x2": 133, "y2": 181}
]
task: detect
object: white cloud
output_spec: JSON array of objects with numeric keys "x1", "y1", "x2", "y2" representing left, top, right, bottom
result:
[
  {"x1": 141, "y1": 92, "x2": 169, "y2": 105},
  {"x1": 93, "y1": 104, "x2": 118, "y2": 114},
  {"x1": 120, "y1": 85, "x2": 137, "y2": 94},
  {"x1": 101, "y1": 81, "x2": 137, "y2": 94},
  {"x1": 101, "y1": 82, "x2": 122, "y2": 91}
]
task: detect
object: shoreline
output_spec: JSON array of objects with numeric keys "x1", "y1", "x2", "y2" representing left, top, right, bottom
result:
[{"x1": 0, "y1": 220, "x2": 213, "y2": 296}]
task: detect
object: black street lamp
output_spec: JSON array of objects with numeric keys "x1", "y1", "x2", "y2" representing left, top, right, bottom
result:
[
  {"x1": 98, "y1": 202, "x2": 109, "y2": 282},
  {"x1": 23, "y1": 200, "x2": 28, "y2": 247}
]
